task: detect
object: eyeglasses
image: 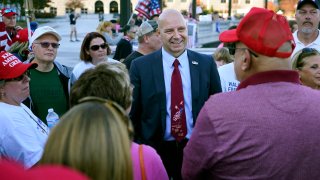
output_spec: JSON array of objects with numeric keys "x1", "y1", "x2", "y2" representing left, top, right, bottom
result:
[
  {"x1": 78, "y1": 96, "x2": 133, "y2": 138},
  {"x1": 5, "y1": 71, "x2": 30, "y2": 82},
  {"x1": 3, "y1": 9, "x2": 16, "y2": 14},
  {"x1": 226, "y1": 43, "x2": 258, "y2": 57},
  {"x1": 33, "y1": 42, "x2": 60, "y2": 49},
  {"x1": 90, "y1": 43, "x2": 107, "y2": 51},
  {"x1": 295, "y1": 48, "x2": 320, "y2": 69}
]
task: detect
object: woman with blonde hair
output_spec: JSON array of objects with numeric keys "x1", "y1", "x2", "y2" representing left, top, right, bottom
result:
[
  {"x1": 213, "y1": 47, "x2": 234, "y2": 67},
  {"x1": 39, "y1": 97, "x2": 133, "y2": 180},
  {"x1": 291, "y1": 48, "x2": 320, "y2": 89},
  {"x1": 7, "y1": 28, "x2": 31, "y2": 62},
  {"x1": 96, "y1": 21, "x2": 122, "y2": 46},
  {"x1": 69, "y1": 63, "x2": 168, "y2": 180}
]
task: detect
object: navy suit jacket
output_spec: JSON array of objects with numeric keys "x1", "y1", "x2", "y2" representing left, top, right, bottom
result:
[{"x1": 129, "y1": 49, "x2": 221, "y2": 147}]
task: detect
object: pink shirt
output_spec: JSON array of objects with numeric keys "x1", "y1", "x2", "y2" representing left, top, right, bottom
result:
[
  {"x1": 131, "y1": 143, "x2": 168, "y2": 180},
  {"x1": 183, "y1": 70, "x2": 320, "y2": 179}
]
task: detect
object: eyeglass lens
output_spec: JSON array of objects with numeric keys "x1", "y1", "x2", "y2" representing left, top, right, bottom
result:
[
  {"x1": 35, "y1": 42, "x2": 60, "y2": 49},
  {"x1": 90, "y1": 43, "x2": 107, "y2": 51}
]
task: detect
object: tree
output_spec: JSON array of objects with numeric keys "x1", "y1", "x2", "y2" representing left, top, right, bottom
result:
[
  {"x1": 2, "y1": 0, "x2": 25, "y2": 16},
  {"x1": 65, "y1": 0, "x2": 84, "y2": 9},
  {"x1": 32, "y1": 0, "x2": 52, "y2": 10}
]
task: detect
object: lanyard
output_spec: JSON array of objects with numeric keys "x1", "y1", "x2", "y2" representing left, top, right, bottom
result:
[{"x1": 22, "y1": 106, "x2": 49, "y2": 135}]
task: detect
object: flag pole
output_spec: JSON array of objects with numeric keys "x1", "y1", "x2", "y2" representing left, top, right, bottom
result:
[
  {"x1": 126, "y1": 13, "x2": 134, "y2": 25},
  {"x1": 25, "y1": 0, "x2": 32, "y2": 41}
]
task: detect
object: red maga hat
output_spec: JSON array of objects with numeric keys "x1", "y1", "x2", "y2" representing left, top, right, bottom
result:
[
  {"x1": 1, "y1": 8, "x2": 17, "y2": 17},
  {"x1": 219, "y1": 7, "x2": 295, "y2": 58},
  {"x1": 16, "y1": 28, "x2": 31, "y2": 43},
  {"x1": 0, "y1": 52, "x2": 37, "y2": 80}
]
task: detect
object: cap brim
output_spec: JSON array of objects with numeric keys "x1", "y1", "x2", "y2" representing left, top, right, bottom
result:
[
  {"x1": 3, "y1": 12, "x2": 17, "y2": 17},
  {"x1": 219, "y1": 29, "x2": 239, "y2": 43},
  {"x1": 6, "y1": 63, "x2": 37, "y2": 79},
  {"x1": 30, "y1": 32, "x2": 61, "y2": 46}
]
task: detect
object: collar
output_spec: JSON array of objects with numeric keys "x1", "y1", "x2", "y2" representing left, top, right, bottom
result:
[
  {"x1": 162, "y1": 47, "x2": 188, "y2": 67},
  {"x1": 237, "y1": 70, "x2": 301, "y2": 90},
  {"x1": 123, "y1": 35, "x2": 131, "y2": 41},
  {"x1": 294, "y1": 29, "x2": 320, "y2": 46}
]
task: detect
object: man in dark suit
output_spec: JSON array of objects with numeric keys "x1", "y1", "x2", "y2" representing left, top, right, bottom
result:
[{"x1": 129, "y1": 9, "x2": 221, "y2": 180}]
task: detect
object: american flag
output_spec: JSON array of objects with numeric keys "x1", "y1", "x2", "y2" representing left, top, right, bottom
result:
[
  {"x1": 149, "y1": 0, "x2": 161, "y2": 18},
  {"x1": 135, "y1": 0, "x2": 161, "y2": 19}
]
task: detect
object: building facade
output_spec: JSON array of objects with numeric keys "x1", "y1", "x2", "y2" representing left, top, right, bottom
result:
[{"x1": 47, "y1": 0, "x2": 291, "y2": 18}]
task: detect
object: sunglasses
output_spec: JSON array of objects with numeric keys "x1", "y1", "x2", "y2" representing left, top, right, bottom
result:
[
  {"x1": 78, "y1": 96, "x2": 133, "y2": 138},
  {"x1": 34, "y1": 42, "x2": 60, "y2": 49},
  {"x1": 3, "y1": 9, "x2": 16, "y2": 14},
  {"x1": 90, "y1": 43, "x2": 108, "y2": 51},
  {"x1": 5, "y1": 71, "x2": 30, "y2": 82},
  {"x1": 226, "y1": 43, "x2": 258, "y2": 57}
]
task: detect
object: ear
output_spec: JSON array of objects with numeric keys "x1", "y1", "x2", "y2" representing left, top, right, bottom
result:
[
  {"x1": 297, "y1": 69, "x2": 303, "y2": 80},
  {"x1": 241, "y1": 50, "x2": 252, "y2": 71},
  {"x1": 143, "y1": 35, "x2": 149, "y2": 43},
  {"x1": 31, "y1": 43, "x2": 36, "y2": 51},
  {"x1": 155, "y1": 29, "x2": 160, "y2": 36}
]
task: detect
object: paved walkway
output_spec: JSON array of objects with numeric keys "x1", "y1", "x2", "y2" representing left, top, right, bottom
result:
[{"x1": 41, "y1": 14, "x2": 114, "y2": 67}]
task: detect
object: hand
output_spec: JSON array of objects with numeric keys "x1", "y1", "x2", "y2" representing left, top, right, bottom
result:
[{"x1": 15, "y1": 26, "x2": 23, "y2": 31}]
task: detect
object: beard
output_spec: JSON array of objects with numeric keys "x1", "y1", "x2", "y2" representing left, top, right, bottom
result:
[{"x1": 301, "y1": 27, "x2": 314, "y2": 34}]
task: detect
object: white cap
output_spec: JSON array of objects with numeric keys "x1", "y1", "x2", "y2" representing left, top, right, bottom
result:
[{"x1": 29, "y1": 26, "x2": 61, "y2": 46}]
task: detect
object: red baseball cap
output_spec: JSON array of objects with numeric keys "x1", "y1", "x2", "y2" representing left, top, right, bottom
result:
[
  {"x1": 219, "y1": 7, "x2": 295, "y2": 58},
  {"x1": 0, "y1": 51, "x2": 37, "y2": 80},
  {"x1": 0, "y1": 160, "x2": 89, "y2": 180},
  {"x1": 16, "y1": 28, "x2": 31, "y2": 42},
  {"x1": 1, "y1": 8, "x2": 17, "y2": 17}
]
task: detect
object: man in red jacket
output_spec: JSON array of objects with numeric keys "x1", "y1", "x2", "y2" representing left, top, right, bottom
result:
[{"x1": 0, "y1": 8, "x2": 22, "y2": 52}]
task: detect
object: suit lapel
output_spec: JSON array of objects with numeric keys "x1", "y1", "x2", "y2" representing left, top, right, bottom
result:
[
  {"x1": 187, "y1": 50, "x2": 199, "y2": 102},
  {"x1": 151, "y1": 50, "x2": 166, "y2": 130},
  {"x1": 152, "y1": 50, "x2": 165, "y2": 94}
]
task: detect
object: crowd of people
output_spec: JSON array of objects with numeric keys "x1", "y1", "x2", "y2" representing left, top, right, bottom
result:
[{"x1": 1, "y1": 0, "x2": 320, "y2": 179}]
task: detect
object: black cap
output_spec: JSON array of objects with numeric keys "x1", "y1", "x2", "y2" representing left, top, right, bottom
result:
[{"x1": 297, "y1": 0, "x2": 320, "y2": 10}]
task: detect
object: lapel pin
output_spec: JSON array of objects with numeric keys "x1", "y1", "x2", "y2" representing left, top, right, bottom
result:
[{"x1": 192, "y1": 61, "x2": 198, "y2": 65}]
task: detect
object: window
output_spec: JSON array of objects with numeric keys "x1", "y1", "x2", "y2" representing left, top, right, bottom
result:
[
  {"x1": 65, "y1": 8, "x2": 72, "y2": 14},
  {"x1": 233, "y1": 0, "x2": 239, "y2": 3},
  {"x1": 221, "y1": 0, "x2": 226, "y2": 3},
  {"x1": 81, "y1": 8, "x2": 88, "y2": 14},
  {"x1": 245, "y1": 0, "x2": 250, "y2": 4},
  {"x1": 50, "y1": 7, "x2": 57, "y2": 15},
  {"x1": 167, "y1": 0, "x2": 173, "y2": 2},
  {"x1": 181, "y1": 0, "x2": 187, "y2": 2}
]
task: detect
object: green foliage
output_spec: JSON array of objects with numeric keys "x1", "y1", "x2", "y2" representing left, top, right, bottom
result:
[
  {"x1": 2, "y1": 0, "x2": 24, "y2": 5},
  {"x1": 33, "y1": 0, "x2": 52, "y2": 10},
  {"x1": 34, "y1": 12, "x2": 56, "y2": 18},
  {"x1": 2, "y1": 0, "x2": 52, "y2": 13},
  {"x1": 65, "y1": 0, "x2": 84, "y2": 9},
  {"x1": 16, "y1": 21, "x2": 27, "y2": 27}
]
